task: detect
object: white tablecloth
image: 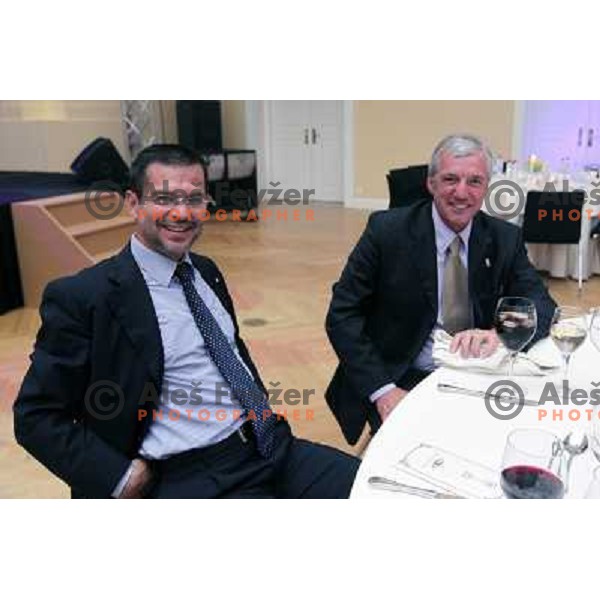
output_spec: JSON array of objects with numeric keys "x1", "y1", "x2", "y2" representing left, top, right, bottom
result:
[
  {"x1": 351, "y1": 336, "x2": 600, "y2": 499},
  {"x1": 486, "y1": 174, "x2": 600, "y2": 280}
]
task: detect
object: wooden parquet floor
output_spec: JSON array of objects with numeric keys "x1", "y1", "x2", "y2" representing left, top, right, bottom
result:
[{"x1": 1, "y1": 203, "x2": 600, "y2": 498}]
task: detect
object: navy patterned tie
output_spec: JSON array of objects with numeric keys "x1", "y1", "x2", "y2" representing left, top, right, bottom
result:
[{"x1": 175, "y1": 262, "x2": 275, "y2": 457}]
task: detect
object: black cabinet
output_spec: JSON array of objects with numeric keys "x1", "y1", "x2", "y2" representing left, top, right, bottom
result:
[
  {"x1": 203, "y1": 149, "x2": 257, "y2": 214},
  {"x1": 177, "y1": 100, "x2": 223, "y2": 152},
  {"x1": 175, "y1": 101, "x2": 258, "y2": 215},
  {"x1": 0, "y1": 203, "x2": 23, "y2": 314}
]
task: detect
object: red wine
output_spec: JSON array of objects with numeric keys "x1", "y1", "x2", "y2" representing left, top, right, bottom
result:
[
  {"x1": 495, "y1": 312, "x2": 536, "y2": 352},
  {"x1": 500, "y1": 465, "x2": 564, "y2": 499}
]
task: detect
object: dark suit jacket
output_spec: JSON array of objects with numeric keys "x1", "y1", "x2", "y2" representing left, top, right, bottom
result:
[
  {"x1": 325, "y1": 200, "x2": 557, "y2": 445},
  {"x1": 13, "y1": 243, "x2": 279, "y2": 498}
]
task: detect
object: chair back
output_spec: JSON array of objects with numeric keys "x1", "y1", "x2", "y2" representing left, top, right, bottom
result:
[
  {"x1": 522, "y1": 190, "x2": 585, "y2": 244},
  {"x1": 387, "y1": 164, "x2": 432, "y2": 209}
]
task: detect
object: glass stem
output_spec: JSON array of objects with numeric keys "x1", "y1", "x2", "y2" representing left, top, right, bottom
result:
[
  {"x1": 563, "y1": 354, "x2": 572, "y2": 386},
  {"x1": 508, "y1": 351, "x2": 517, "y2": 378}
]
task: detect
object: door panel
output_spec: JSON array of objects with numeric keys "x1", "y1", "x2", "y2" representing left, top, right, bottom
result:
[
  {"x1": 584, "y1": 102, "x2": 600, "y2": 167},
  {"x1": 268, "y1": 101, "x2": 343, "y2": 202},
  {"x1": 269, "y1": 101, "x2": 310, "y2": 194},
  {"x1": 521, "y1": 101, "x2": 589, "y2": 171},
  {"x1": 309, "y1": 101, "x2": 343, "y2": 201}
]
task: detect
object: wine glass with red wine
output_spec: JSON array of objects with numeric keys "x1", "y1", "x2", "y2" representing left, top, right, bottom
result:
[
  {"x1": 494, "y1": 297, "x2": 537, "y2": 377},
  {"x1": 501, "y1": 428, "x2": 565, "y2": 499}
]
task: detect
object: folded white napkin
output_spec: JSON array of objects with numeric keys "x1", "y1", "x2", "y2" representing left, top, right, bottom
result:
[{"x1": 432, "y1": 329, "x2": 560, "y2": 376}]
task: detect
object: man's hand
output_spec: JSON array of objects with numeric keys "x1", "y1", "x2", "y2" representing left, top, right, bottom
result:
[
  {"x1": 118, "y1": 458, "x2": 154, "y2": 499},
  {"x1": 375, "y1": 387, "x2": 408, "y2": 423},
  {"x1": 450, "y1": 328, "x2": 500, "y2": 359}
]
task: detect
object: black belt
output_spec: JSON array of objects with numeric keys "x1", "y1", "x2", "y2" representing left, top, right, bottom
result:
[{"x1": 153, "y1": 421, "x2": 255, "y2": 472}]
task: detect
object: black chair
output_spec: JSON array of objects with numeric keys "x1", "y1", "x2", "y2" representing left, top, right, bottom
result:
[
  {"x1": 522, "y1": 190, "x2": 586, "y2": 290},
  {"x1": 387, "y1": 164, "x2": 432, "y2": 209},
  {"x1": 591, "y1": 219, "x2": 600, "y2": 272}
]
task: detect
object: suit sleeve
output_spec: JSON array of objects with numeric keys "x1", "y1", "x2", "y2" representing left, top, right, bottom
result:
[
  {"x1": 503, "y1": 228, "x2": 557, "y2": 345},
  {"x1": 326, "y1": 213, "x2": 403, "y2": 399},
  {"x1": 13, "y1": 280, "x2": 131, "y2": 497}
]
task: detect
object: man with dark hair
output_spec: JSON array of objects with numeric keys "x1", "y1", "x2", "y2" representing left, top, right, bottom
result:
[
  {"x1": 14, "y1": 143, "x2": 359, "y2": 498},
  {"x1": 127, "y1": 143, "x2": 207, "y2": 198},
  {"x1": 325, "y1": 134, "x2": 557, "y2": 445}
]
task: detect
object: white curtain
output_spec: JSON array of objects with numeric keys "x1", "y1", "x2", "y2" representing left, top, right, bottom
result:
[{"x1": 121, "y1": 100, "x2": 165, "y2": 161}]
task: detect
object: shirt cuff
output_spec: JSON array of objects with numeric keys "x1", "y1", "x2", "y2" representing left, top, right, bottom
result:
[
  {"x1": 112, "y1": 462, "x2": 135, "y2": 498},
  {"x1": 369, "y1": 384, "x2": 397, "y2": 403}
]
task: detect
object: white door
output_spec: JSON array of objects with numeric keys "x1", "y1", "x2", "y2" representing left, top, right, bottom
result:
[
  {"x1": 583, "y1": 102, "x2": 600, "y2": 168},
  {"x1": 268, "y1": 101, "x2": 310, "y2": 194},
  {"x1": 267, "y1": 101, "x2": 343, "y2": 201},
  {"x1": 309, "y1": 101, "x2": 343, "y2": 201},
  {"x1": 521, "y1": 101, "x2": 590, "y2": 171}
]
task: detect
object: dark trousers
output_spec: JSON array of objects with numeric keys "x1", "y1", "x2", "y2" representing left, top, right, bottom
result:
[{"x1": 148, "y1": 421, "x2": 360, "y2": 498}]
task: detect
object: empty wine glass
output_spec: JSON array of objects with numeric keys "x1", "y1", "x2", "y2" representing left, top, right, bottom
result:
[
  {"x1": 588, "y1": 420, "x2": 600, "y2": 463},
  {"x1": 590, "y1": 307, "x2": 600, "y2": 354},
  {"x1": 550, "y1": 306, "x2": 587, "y2": 392},
  {"x1": 501, "y1": 428, "x2": 565, "y2": 499},
  {"x1": 584, "y1": 466, "x2": 600, "y2": 498},
  {"x1": 494, "y1": 297, "x2": 538, "y2": 378}
]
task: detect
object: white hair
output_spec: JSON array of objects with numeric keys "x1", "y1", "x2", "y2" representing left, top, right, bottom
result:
[{"x1": 429, "y1": 134, "x2": 494, "y2": 179}]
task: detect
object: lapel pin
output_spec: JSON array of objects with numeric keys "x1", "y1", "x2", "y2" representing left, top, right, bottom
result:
[{"x1": 485, "y1": 258, "x2": 492, "y2": 268}]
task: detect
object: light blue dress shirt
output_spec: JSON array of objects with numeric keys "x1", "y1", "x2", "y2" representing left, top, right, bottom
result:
[
  {"x1": 370, "y1": 204, "x2": 472, "y2": 401},
  {"x1": 114, "y1": 235, "x2": 256, "y2": 495},
  {"x1": 129, "y1": 234, "x2": 252, "y2": 460}
]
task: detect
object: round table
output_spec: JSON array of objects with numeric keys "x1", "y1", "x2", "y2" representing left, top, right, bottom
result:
[{"x1": 350, "y1": 336, "x2": 600, "y2": 499}]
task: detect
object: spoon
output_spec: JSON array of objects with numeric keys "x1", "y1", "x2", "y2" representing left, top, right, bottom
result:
[{"x1": 563, "y1": 432, "x2": 589, "y2": 492}]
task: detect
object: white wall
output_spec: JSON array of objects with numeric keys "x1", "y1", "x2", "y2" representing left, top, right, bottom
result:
[{"x1": 0, "y1": 101, "x2": 128, "y2": 171}]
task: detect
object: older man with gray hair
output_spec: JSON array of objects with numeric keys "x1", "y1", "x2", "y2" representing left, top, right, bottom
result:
[{"x1": 325, "y1": 133, "x2": 556, "y2": 445}]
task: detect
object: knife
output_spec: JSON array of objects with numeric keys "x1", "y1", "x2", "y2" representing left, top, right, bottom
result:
[
  {"x1": 437, "y1": 382, "x2": 539, "y2": 406},
  {"x1": 367, "y1": 476, "x2": 465, "y2": 499}
]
